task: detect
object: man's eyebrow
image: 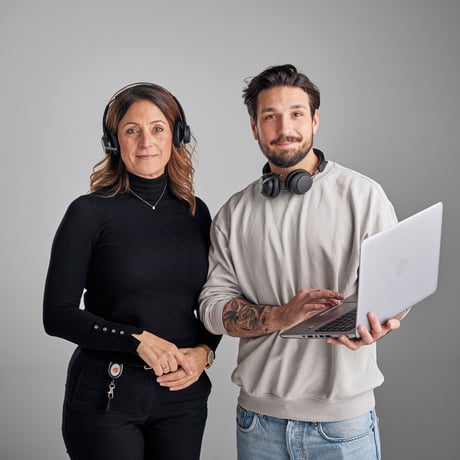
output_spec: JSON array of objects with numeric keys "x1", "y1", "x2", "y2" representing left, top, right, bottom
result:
[
  {"x1": 260, "y1": 107, "x2": 276, "y2": 113},
  {"x1": 260, "y1": 104, "x2": 308, "y2": 113}
]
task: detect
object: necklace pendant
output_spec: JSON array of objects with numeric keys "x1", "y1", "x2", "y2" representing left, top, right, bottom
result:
[{"x1": 128, "y1": 180, "x2": 167, "y2": 211}]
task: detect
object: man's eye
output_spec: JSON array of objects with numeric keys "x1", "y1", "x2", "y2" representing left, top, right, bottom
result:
[{"x1": 264, "y1": 114, "x2": 276, "y2": 120}]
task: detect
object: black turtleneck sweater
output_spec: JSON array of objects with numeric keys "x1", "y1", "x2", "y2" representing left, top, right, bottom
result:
[{"x1": 43, "y1": 173, "x2": 221, "y2": 357}]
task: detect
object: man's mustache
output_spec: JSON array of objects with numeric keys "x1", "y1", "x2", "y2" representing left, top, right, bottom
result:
[{"x1": 270, "y1": 135, "x2": 302, "y2": 145}]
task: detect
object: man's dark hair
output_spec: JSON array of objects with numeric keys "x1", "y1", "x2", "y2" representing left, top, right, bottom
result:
[{"x1": 242, "y1": 64, "x2": 320, "y2": 120}]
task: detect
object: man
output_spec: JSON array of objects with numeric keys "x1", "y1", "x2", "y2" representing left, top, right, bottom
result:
[{"x1": 199, "y1": 64, "x2": 403, "y2": 459}]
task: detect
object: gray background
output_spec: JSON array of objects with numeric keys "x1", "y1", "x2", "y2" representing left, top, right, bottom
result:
[{"x1": 1, "y1": 0, "x2": 458, "y2": 458}]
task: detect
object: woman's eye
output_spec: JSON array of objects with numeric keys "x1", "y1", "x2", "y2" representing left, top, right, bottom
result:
[
  {"x1": 153, "y1": 126, "x2": 164, "y2": 134},
  {"x1": 126, "y1": 127, "x2": 138, "y2": 135}
]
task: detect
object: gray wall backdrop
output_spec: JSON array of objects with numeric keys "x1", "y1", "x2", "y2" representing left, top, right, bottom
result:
[{"x1": 1, "y1": 1, "x2": 458, "y2": 458}]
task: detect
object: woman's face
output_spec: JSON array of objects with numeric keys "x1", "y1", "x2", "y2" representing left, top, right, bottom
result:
[{"x1": 117, "y1": 99, "x2": 172, "y2": 179}]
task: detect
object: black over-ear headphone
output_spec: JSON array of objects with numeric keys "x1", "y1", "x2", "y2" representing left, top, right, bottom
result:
[
  {"x1": 259, "y1": 149, "x2": 327, "y2": 198},
  {"x1": 101, "y1": 82, "x2": 191, "y2": 156}
]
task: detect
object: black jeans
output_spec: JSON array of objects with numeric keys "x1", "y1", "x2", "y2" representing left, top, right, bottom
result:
[{"x1": 62, "y1": 348, "x2": 211, "y2": 460}]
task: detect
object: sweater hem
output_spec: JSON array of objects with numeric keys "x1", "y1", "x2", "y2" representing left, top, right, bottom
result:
[{"x1": 237, "y1": 389, "x2": 376, "y2": 423}]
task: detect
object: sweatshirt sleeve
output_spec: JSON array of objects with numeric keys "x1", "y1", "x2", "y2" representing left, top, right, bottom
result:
[
  {"x1": 42, "y1": 197, "x2": 142, "y2": 352},
  {"x1": 193, "y1": 197, "x2": 222, "y2": 350},
  {"x1": 199, "y1": 205, "x2": 244, "y2": 336}
]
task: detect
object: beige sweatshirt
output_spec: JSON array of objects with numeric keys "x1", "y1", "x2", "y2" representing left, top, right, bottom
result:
[{"x1": 199, "y1": 160, "x2": 397, "y2": 422}]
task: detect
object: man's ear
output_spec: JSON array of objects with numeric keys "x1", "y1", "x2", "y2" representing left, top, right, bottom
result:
[
  {"x1": 312, "y1": 109, "x2": 319, "y2": 135},
  {"x1": 250, "y1": 117, "x2": 259, "y2": 140}
]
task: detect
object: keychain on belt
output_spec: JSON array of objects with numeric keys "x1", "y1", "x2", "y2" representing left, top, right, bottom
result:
[{"x1": 106, "y1": 362, "x2": 123, "y2": 412}]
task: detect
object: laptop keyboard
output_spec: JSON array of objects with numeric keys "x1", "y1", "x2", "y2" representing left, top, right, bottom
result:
[{"x1": 316, "y1": 309, "x2": 356, "y2": 332}]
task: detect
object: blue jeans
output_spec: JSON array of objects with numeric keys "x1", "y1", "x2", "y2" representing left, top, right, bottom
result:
[{"x1": 236, "y1": 405, "x2": 381, "y2": 460}]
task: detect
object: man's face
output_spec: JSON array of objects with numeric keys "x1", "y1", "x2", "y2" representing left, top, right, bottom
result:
[{"x1": 251, "y1": 85, "x2": 319, "y2": 168}]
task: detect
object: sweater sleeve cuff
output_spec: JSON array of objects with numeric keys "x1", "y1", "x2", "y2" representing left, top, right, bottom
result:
[{"x1": 200, "y1": 300, "x2": 228, "y2": 336}]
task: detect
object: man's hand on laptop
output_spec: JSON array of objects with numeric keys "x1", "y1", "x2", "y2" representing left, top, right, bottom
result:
[{"x1": 326, "y1": 311, "x2": 404, "y2": 350}]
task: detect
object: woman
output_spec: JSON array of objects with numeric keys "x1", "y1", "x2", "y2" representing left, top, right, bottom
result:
[{"x1": 43, "y1": 83, "x2": 221, "y2": 460}]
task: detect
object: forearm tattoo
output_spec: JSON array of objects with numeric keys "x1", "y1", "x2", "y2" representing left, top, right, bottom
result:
[{"x1": 223, "y1": 298, "x2": 277, "y2": 337}]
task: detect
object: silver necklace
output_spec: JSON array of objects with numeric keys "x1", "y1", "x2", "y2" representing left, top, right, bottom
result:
[{"x1": 129, "y1": 181, "x2": 168, "y2": 210}]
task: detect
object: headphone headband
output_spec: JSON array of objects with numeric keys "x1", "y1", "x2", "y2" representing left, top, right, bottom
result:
[{"x1": 101, "y1": 82, "x2": 191, "y2": 155}]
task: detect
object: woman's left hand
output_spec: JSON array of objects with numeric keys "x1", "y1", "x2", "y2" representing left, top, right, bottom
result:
[{"x1": 156, "y1": 346, "x2": 208, "y2": 391}]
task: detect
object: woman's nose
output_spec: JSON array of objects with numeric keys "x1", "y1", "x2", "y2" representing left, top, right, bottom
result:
[{"x1": 138, "y1": 130, "x2": 152, "y2": 147}]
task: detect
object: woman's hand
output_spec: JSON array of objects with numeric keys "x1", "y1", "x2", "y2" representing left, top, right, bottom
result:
[
  {"x1": 156, "y1": 346, "x2": 208, "y2": 391},
  {"x1": 132, "y1": 330, "x2": 194, "y2": 377}
]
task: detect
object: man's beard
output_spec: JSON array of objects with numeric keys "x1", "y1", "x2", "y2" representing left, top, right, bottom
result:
[{"x1": 260, "y1": 135, "x2": 313, "y2": 169}]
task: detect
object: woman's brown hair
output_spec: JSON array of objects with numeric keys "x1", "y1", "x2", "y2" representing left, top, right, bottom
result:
[{"x1": 91, "y1": 83, "x2": 197, "y2": 214}]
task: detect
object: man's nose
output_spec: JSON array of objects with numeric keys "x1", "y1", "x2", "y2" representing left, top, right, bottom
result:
[{"x1": 277, "y1": 114, "x2": 294, "y2": 134}]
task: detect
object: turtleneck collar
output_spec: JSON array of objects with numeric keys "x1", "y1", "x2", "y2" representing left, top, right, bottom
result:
[{"x1": 128, "y1": 172, "x2": 169, "y2": 201}]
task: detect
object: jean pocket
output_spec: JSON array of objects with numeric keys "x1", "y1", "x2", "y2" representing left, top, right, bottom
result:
[
  {"x1": 317, "y1": 410, "x2": 376, "y2": 443},
  {"x1": 236, "y1": 405, "x2": 258, "y2": 433}
]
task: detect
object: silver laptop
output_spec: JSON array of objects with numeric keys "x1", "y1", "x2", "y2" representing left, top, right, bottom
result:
[{"x1": 280, "y1": 202, "x2": 443, "y2": 339}]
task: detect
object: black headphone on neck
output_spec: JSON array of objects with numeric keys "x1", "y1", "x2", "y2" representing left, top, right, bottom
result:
[
  {"x1": 101, "y1": 82, "x2": 191, "y2": 156},
  {"x1": 259, "y1": 149, "x2": 327, "y2": 198}
]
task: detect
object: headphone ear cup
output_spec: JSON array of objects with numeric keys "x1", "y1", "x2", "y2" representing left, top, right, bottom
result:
[
  {"x1": 285, "y1": 170, "x2": 313, "y2": 194},
  {"x1": 101, "y1": 132, "x2": 120, "y2": 156},
  {"x1": 259, "y1": 173, "x2": 281, "y2": 198},
  {"x1": 173, "y1": 120, "x2": 191, "y2": 147},
  {"x1": 173, "y1": 121, "x2": 183, "y2": 148},
  {"x1": 171, "y1": 94, "x2": 190, "y2": 147},
  {"x1": 182, "y1": 123, "x2": 191, "y2": 144}
]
